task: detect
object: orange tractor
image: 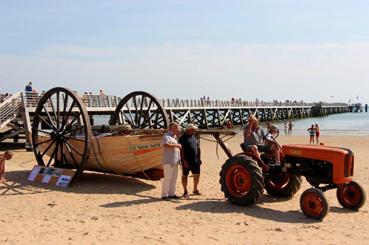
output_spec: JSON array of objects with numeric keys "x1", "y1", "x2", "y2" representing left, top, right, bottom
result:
[{"x1": 218, "y1": 132, "x2": 366, "y2": 220}]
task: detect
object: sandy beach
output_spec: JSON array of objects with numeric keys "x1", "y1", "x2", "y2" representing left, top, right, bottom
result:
[{"x1": 1, "y1": 135, "x2": 368, "y2": 245}]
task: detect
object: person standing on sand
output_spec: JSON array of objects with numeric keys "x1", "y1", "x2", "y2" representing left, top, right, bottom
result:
[
  {"x1": 284, "y1": 122, "x2": 288, "y2": 135},
  {"x1": 0, "y1": 151, "x2": 13, "y2": 183},
  {"x1": 288, "y1": 120, "x2": 294, "y2": 135},
  {"x1": 179, "y1": 123, "x2": 202, "y2": 198},
  {"x1": 307, "y1": 125, "x2": 315, "y2": 144},
  {"x1": 161, "y1": 122, "x2": 182, "y2": 200},
  {"x1": 315, "y1": 124, "x2": 320, "y2": 144}
]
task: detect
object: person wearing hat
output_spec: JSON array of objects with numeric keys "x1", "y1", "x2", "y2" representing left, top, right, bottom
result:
[
  {"x1": 179, "y1": 123, "x2": 202, "y2": 198},
  {"x1": 243, "y1": 116, "x2": 281, "y2": 165}
]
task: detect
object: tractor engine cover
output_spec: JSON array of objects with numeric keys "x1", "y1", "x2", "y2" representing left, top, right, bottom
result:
[{"x1": 281, "y1": 144, "x2": 354, "y2": 184}]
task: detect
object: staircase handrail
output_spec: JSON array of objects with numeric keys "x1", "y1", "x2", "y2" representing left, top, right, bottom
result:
[{"x1": 0, "y1": 92, "x2": 22, "y2": 129}]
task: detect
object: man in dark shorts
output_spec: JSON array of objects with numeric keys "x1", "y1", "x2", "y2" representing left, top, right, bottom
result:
[
  {"x1": 179, "y1": 123, "x2": 202, "y2": 198},
  {"x1": 243, "y1": 116, "x2": 280, "y2": 163}
]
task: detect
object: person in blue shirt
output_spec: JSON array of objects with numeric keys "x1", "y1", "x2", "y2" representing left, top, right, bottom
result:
[{"x1": 25, "y1": 81, "x2": 33, "y2": 92}]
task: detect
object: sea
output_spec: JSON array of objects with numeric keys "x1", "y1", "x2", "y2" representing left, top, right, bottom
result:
[
  {"x1": 94, "y1": 112, "x2": 369, "y2": 136},
  {"x1": 269, "y1": 112, "x2": 369, "y2": 136}
]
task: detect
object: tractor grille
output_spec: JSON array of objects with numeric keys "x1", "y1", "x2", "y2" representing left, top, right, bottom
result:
[{"x1": 344, "y1": 152, "x2": 354, "y2": 177}]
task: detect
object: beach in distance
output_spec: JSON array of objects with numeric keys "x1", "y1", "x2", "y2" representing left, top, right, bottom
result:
[{"x1": 1, "y1": 134, "x2": 368, "y2": 245}]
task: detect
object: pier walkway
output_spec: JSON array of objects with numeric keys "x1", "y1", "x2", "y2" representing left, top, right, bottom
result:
[{"x1": 0, "y1": 91, "x2": 355, "y2": 148}]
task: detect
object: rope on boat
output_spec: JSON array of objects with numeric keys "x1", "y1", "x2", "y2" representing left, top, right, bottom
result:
[{"x1": 91, "y1": 136, "x2": 110, "y2": 171}]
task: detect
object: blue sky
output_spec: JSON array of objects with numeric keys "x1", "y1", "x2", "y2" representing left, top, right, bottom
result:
[{"x1": 1, "y1": 0, "x2": 369, "y2": 103}]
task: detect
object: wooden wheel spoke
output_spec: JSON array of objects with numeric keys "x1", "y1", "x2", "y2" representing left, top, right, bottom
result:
[
  {"x1": 46, "y1": 141, "x2": 58, "y2": 166},
  {"x1": 139, "y1": 96, "x2": 145, "y2": 114},
  {"x1": 60, "y1": 101, "x2": 76, "y2": 130},
  {"x1": 64, "y1": 143, "x2": 79, "y2": 168},
  {"x1": 33, "y1": 137, "x2": 53, "y2": 147},
  {"x1": 61, "y1": 93, "x2": 69, "y2": 124},
  {"x1": 64, "y1": 141, "x2": 84, "y2": 156},
  {"x1": 39, "y1": 116, "x2": 57, "y2": 131},
  {"x1": 40, "y1": 137, "x2": 57, "y2": 157},
  {"x1": 48, "y1": 97, "x2": 58, "y2": 125},
  {"x1": 61, "y1": 113, "x2": 81, "y2": 134},
  {"x1": 64, "y1": 125, "x2": 84, "y2": 135},
  {"x1": 59, "y1": 141, "x2": 66, "y2": 166},
  {"x1": 34, "y1": 128, "x2": 53, "y2": 135},
  {"x1": 132, "y1": 96, "x2": 140, "y2": 125},
  {"x1": 125, "y1": 103, "x2": 136, "y2": 127},
  {"x1": 42, "y1": 105, "x2": 57, "y2": 129},
  {"x1": 122, "y1": 113, "x2": 135, "y2": 127},
  {"x1": 56, "y1": 91, "x2": 60, "y2": 128}
]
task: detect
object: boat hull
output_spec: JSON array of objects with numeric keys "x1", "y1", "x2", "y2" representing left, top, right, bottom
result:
[{"x1": 37, "y1": 134, "x2": 164, "y2": 179}]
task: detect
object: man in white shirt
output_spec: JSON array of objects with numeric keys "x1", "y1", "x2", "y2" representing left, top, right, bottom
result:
[{"x1": 161, "y1": 122, "x2": 182, "y2": 199}]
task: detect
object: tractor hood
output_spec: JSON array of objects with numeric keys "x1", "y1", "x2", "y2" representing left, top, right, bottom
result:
[
  {"x1": 281, "y1": 144, "x2": 354, "y2": 183},
  {"x1": 281, "y1": 144, "x2": 352, "y2": 162}
]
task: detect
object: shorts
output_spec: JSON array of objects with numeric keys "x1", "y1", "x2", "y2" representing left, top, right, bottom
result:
[
  {"x1": 316, "y1": 132, "x2": 320, "y2": 137},
  {"x1": 183, "y1": 163, "x2": 201, "y2": 176},
  {"x1": 244, "y1": 144, "x2": 272, "y2": 153}
]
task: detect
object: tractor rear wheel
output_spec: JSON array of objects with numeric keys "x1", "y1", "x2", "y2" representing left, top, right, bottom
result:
[
  {"x1": 264, "y1": 173, "x2": 302, "y2": 197},
  {"x1": 300, "y1": 188, "x2": 329, "y2": 220},
  {"x1": 219, "y1": 154, "x2": 263, "y2": 206},
  {"x1": 337, "y1": 181, "x2": 366, "y2": 210}
]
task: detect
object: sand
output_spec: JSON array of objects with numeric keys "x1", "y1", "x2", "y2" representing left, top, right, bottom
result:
[{"x1": 1, "y1": 135, "x2": 368, "y2": 245}]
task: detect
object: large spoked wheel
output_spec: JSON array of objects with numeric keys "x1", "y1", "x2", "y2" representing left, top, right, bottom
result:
[
  {"x1": 32, "y1": 87, "x2": 91, "y2": 174},
  {"x1": 337, "y1": 181, "x2": 366, "y2": 210},
  {"x1": 264, "y1": 173, "x2": 302, "y2": 197},
  {"x1": 219, "y1": 154, "x2": 263, "y2": 206},
  {"x1": 300, "y1": 188, "x2": 329, "y2": 220},
  {"x1": 109, "y1": 91, "x2": 169, "y2": 129}
]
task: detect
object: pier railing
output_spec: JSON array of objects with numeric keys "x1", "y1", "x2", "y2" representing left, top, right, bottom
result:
[
  {"x1": 23, "y1": 92, "x2": 122, "y2": 109},
  {"x1": 160, "y1": 98, "x2": 348, "y2": 108},
  {"x1": 21, "y1": 91, "x2": 348, "y2": 110}
]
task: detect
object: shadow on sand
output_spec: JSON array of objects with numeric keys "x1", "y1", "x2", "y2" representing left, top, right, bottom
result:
[
  {"x1": 99, "y1": 193, "x2": 180, "y2": 208},
  {"x1": 175, "y1": 199, "x2": 319, "y2": 224},
  {"x1": 1, "y1": 170, "x2": 156, "y2": 196}
]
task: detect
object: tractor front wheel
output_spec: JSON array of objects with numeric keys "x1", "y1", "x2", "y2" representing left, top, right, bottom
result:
[
  {"x1": 219, "y1": 154, "x2": 263, "y2": 206},
  {"x1": 300, "y1": 188, "x2": 329, "y2": 220},
  {"x1": 337, "y1": 181, "x2": 366, "y2": 210}
]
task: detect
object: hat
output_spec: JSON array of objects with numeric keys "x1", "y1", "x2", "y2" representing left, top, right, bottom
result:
[
  {"x1": 186, "y1": 123, "x2": 198, "y2": 130},
  {"x1": 269, "y1": 124, "x2": 278, "y2": 131}
]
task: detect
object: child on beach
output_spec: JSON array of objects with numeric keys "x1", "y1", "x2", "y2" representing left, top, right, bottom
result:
[
  {"x1": 288, "y1": 120, "x2": 294, "y2": 135},
  {"x1": 315, "y1": 124, "x2": 320, "y2": 144},
  {"x1": 0, "y1": 151, "x2": 13, "y2": 183},
  {"x1": 307, "y1": 125, "x2": 315, "y2": 144}
]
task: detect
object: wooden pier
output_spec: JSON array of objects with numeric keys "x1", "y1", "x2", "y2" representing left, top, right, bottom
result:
[{"x1": 0, "y1": 91, "x2": 351, "y2": 148}]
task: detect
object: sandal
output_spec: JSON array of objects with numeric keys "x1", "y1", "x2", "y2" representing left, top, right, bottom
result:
[
  {"x1": 183, "y1": 192, "x2": 189, "y2": 199},
  {"x1": 192, "y1": 190, "x2": 201, "y2": 195}
]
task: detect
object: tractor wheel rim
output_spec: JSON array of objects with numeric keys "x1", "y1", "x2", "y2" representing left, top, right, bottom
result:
[
  {"x1": 226, "y1": 164, "x2": 251, "y2": 198},
  {"x1": 303, "y1": 193, "x2": 324, "y2": 216},
  {"x1": 267, "y1": 173, "x2": 290, "y2": 190}
]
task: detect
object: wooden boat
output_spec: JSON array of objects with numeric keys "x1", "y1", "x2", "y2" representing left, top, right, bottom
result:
[
  {"x1": 32, "y1": 88, "x2": 168, "y2": 180},
  {"x1": 31, "y1": 87, "x2": 236, "y2": 181}
]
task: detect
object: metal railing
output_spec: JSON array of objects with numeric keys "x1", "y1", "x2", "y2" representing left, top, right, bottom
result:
[
  {"x1": 0, "y1": 92, "x2": 22, "y2": 129},
  {"x1": 6, "y1": 91, "x2": 350, "y2": 114}
]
